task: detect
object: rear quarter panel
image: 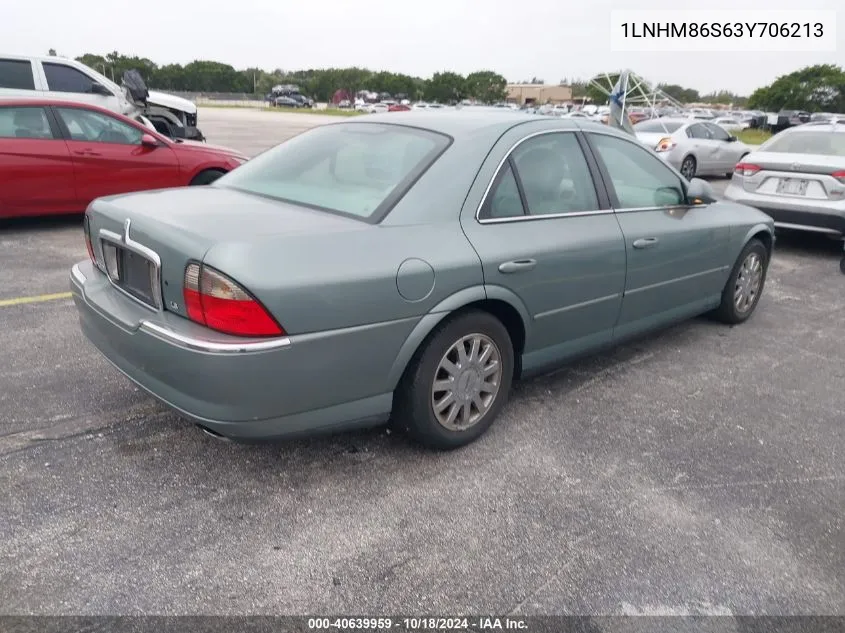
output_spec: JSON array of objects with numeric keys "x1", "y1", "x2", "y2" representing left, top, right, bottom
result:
[{"x1": 202, "y1": 222, "x2": 484, "y2": 336}]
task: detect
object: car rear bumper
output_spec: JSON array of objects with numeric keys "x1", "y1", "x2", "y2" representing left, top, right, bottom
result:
[
  {"x1": 723, "y1": 183, "x2": 845, "y2": 236},
  {"x1": 70, "y1": 260, "x2": 399, "y2": 440}
]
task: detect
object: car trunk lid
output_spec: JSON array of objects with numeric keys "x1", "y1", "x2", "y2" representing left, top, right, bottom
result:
[
  {"x1": 84, "y1": 186, "x2": 370, "y2": 322},
  {"x1": 735, "y1": 151, "x2": 845, "y2": 200}
]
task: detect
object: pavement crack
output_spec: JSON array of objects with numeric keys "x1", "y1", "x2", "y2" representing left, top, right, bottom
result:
[{"x1": 0, "y1": 404, "x2": 167, "y2": 457}]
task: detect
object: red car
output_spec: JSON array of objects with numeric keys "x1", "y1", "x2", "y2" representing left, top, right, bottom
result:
[{"x1": 0, "y1": 99, "x2": 247, "y2": 218}]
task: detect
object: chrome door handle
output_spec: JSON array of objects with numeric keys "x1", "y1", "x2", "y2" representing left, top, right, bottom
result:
[
  {"x1": 633, "y1": 237, "x2": 659, "y2": 249},
  {"x1": 498, "y1": 259, "x2": 537, "y2": 274}
]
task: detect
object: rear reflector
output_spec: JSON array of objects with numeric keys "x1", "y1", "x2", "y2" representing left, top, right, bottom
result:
[
  {"x1": 182, "y1": 263, "x2": 284, "y2": 337},
  {"x1": 735, "y1": 162, "x2": 761, "y2": 177}
]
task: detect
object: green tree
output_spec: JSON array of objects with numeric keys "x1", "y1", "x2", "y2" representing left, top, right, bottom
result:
[
  {"x1": 425, "y1": 71, "x2": 466, "y2": 103},
  {"x1": 465, "y1": 71, "x2": 507, "y2": 103},
  {"x1": 748, "y1": 64, "x2": 845, "y2": 112},
  {"x1": 656, "y1": 83, "x2": 700, "y2": 103}
]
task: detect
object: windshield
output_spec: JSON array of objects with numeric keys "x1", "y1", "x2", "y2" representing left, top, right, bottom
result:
[
  {"x1": 761, "y1": 131, "x2": 845, "y2": 157},
  {"x1": 635, "y1": 120, "x2": 683, "y2": 134},
  {"x1": 215, "y1": 123, "x2": 451, "y2": 221}
]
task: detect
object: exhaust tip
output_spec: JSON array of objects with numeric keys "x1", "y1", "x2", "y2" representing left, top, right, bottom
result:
[{"x1": 197, "y1": 425, "x2": 230, "y2": 441}]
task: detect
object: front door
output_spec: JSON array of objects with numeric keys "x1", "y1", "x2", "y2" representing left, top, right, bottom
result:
[
  {"x1": 53, "y1": 106, "x2": 181, "y2": 206},
  {"x1": 584, "y1": 130, "x2": 732, "y2": 339},
  {"x1": 460, "y1": 127, "x2": 627, "y2": 375},
  {"x1": 703, "y1": 122, "x2": 746, "y2": 173},
  {"x1": 0, "y1": 105, "x2": 77, "y2": 216},
  {"x1": 40, "y1": 61, "x2": 117, "y2": 111}
]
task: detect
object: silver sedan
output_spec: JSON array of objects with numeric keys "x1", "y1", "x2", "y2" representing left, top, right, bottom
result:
[
  {"x1": 723, "y1": 124, "x2": 845, "y2": 238},
  {"x1": 634, "y1": 118, "x2": 753, "y2": 179}
]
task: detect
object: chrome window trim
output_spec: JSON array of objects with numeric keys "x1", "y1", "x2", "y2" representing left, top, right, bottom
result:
[
  {"x1": 139, "y1": 321, "x2": 291, "y2": 353},
  {"x1": 98, "y1": 219, "x2": 163, "y2": 312},
  {"x1": 474, "y1": 129, "x2": 611, "y2": 224}
]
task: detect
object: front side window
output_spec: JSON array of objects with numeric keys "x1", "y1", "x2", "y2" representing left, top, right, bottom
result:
[
  {"x1": 0, "y1": 59, "x2": 35, "y2": 90},
  {"x1": 0, "y1": 106, "x2": 54, "y2": 139},
  {"x1": 588, "y1": 133, "x2": 686, "y2": 208},
  {"x1": 216, "y1": 123, "x2": 450, "y2": 221},
  {"x1": 56, "y1": 108, "x2": 143, "y2": 145},
  {"x1": 44, "y1": 63, "x2": 103, "y2": 94}
]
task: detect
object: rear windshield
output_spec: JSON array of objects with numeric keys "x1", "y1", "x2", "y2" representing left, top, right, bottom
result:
[
  {"x1": 216, "y1": 122, "x2": 451, "y2": 221},
  {"x1": 761, "y1": 131, "x2": 845, "y2": 157},
  {"x1": 634, "y1": 120, "x2": 683, "y2": 133}
]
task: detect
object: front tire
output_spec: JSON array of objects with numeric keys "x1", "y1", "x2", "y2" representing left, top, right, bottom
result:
[
  {"x1": 713, "y1": 239, "x2": 769, "y2": 324},
  {"x1": 680, "y1": 155, "x2": 697, "y2": 180},
  {"x1": 393, "y1": 310, "x2": 514, "y2": 450}
]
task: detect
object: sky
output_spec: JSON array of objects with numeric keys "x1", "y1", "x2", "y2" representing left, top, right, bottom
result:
[{"x1": 2, "y1": 0, "x2": 842, "y2": 96}]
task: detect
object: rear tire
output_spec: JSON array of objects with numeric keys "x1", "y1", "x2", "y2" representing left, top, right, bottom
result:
[
  {"x1": 713, "y1": 239, "x2": 769, "y2": 324},
  {"x1": 393, "y1": 310, "x2": 514, "y2": 450},
  {"x1": 190, "y1": 169, "x2": 226, "y2": 186}
]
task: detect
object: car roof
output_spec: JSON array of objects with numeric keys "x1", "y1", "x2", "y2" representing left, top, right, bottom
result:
[{"x1": 348, "y1": 110, "x2": 582, "y2": 139}]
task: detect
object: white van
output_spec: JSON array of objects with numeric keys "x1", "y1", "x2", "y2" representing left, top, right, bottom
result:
[{"x1": 0, "y1": 54, "x2": 204, "y2": 141}]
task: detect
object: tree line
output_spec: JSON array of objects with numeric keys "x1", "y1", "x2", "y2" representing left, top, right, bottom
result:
[
  {"x1": 65, "y1": 52, "x2": 508, "y2": 103},
  {"x1": 52, "y1": 51, "x2": 843, "y2": 111}
]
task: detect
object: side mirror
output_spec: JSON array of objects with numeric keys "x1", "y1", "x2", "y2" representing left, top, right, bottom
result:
[
  {"x1": 686, "y1": 177, "x2": 717, "y2": 205},
  {"x1": 90, "y1": 83, "x2": 111, "y2": 96},
  {"x1": 140, "y1": 133, "x2": 159, "y2": 147},
  {"x1": 727, "y1": 135, "x2": 737, "y2": 142}
]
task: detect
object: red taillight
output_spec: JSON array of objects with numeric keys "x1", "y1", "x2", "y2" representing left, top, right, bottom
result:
[
  {"x1": 832, "y1": 170, "x2": 845, "y2": 184},
  {"x1": 735, "y1": 162, "x2": 761, "y2": 177},
  {"x1": 83, "y1": 216, "x2": 95, "y2": 263},
  {"x1": 654, "y1": 137, "x2": 676, "y2": 152},
  {"x1": 182, "y1": 263, "x2": 284, "y2": 337}
]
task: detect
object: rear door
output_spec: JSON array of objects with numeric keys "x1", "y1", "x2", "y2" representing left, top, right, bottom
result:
[
  {"x1": 52, "y1": 105, "x2": 182, "y2": 206},
  {"x1": 460, "y1": 125, "x2": 627, "y2": 372},
  {"x1": 0, "y1": 105, "x2": 77, "y2": 216},
  {"x1": 0, "y1": 58, "x2": 39, "y2": 99},
  {"x1": 584, "y1": 130, "x2": 732, "y2": 338}
]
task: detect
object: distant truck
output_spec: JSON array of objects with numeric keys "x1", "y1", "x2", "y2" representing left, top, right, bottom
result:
[{"x1": 0, "y1": 54, "x2": 204, "y2": 141}]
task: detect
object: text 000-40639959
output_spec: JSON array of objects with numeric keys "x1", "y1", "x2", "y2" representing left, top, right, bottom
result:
[{"x1": 609, "y1": 10, "x2": 837, "y2": 52}]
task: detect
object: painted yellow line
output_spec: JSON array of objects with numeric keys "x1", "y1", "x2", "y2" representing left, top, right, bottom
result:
[{"x1": 0, "y1": 292, "x2": 73, "y2": 307}]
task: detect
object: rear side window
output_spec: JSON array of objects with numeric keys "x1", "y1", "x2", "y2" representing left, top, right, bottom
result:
[
  {"x1": 0, "y1": 107, "x2": 54, "y2": 139},
  {"x1": 216, "y1": 123, "x2": 451, "y2": 221},
  {"x1": 43, "y1": 63, "x2": 98, "y2": 93},
  {"x1": 0, "y1": 59, "x2": 35, "y2": 90}
]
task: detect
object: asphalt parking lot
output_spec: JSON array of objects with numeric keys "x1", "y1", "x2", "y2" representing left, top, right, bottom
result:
[{"x1": 1, "y1": 107, "x2": 844, "y2": 616}]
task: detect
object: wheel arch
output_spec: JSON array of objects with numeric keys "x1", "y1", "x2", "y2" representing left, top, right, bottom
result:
[
  {"x1": 386, "y1": 285, "x2": 531, "y2": 389},
  {"x1": 742, "y1": 223, "x2": 775, "y2": 259}
]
